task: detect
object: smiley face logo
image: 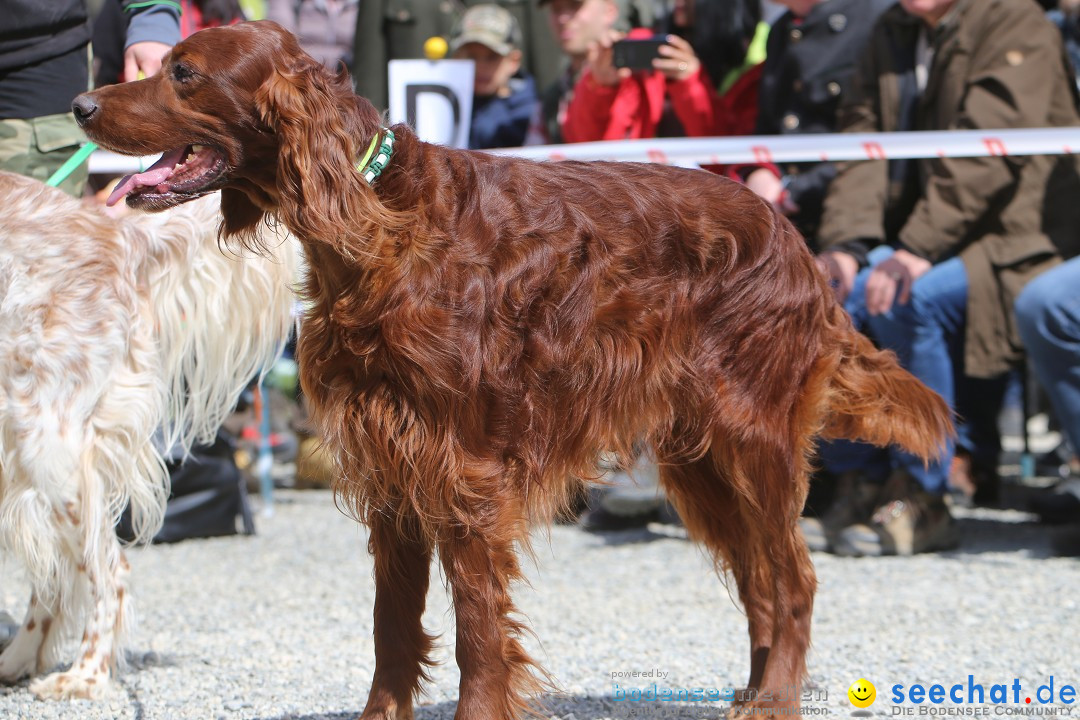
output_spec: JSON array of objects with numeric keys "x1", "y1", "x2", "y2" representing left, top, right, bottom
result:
[{"x1": 848, "y1": 678, "x2": 876, "y2": 708}]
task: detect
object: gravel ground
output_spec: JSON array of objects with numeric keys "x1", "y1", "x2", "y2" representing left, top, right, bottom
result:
[{"x1": 0, "y1": 486, "x2": 1078, "y2": 720}]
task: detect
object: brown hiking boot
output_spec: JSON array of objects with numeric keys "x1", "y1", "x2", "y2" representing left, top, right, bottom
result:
[
  {"x1": 834, "y1": 470, "x2": 959, "y2": 557},
  {"x1": 799, "y1": 471, "x2": 882, "y2": 553}
]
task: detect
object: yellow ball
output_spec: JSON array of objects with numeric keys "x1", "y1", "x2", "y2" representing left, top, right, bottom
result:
[{"x1": 424, "y1": 36, "x2": 449, "y2": 60}]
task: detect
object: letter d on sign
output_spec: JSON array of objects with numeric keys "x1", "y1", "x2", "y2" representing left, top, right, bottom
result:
[
  {"x1": 406, "y1": 85, "x2": 460, "y2": 143},
  {"x1": 387, "y1": 59, "x2": 475, "y2": 148}
]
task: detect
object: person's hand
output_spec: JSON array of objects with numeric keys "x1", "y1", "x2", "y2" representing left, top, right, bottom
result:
[
  {"x1": 816, "y1": 251, "x2": 859, "y2": 304},
  {"x1": 745, "y1": 168, "x2": 783, "y2": 204},
  {"x1": 745, "y1": 168, "x2": 799, "y2": 215},
  {"x1": 865, "y1": 249, "x2": 932, "y2": 315},
  {"x1": 653, "y1": 35, "x2": 700, "y2": 82},
  {"x1": 123, "y1": 41, "x2": 172, "y2": 82},
  {"x1": 585, "y1": 30, "x2": 629, "y2": 87}
]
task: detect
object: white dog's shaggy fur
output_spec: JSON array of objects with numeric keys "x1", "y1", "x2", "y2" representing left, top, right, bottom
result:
[{"x1": 0, "y1": 171, "x2": 296, "y2": 699}]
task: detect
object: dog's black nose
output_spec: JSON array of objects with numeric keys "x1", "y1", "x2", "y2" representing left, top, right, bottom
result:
[{"x1": 71, "y1": 95, "x2": 99, "y2": 126}]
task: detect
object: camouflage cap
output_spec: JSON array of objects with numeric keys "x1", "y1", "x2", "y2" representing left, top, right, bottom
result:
[{"x1": 450, "y1": 4, "x2": 523, "y2": 56}]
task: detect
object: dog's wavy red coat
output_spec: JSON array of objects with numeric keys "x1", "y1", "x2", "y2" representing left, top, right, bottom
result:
[{"x1": 75, "y1": 21, "x2": 953, "y2": 720}]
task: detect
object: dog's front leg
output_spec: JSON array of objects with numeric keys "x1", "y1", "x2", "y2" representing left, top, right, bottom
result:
[
  {"x1": 437, "y1": 497, "x2": 542, "y2": 720},
  {"x1": 0, "y1": 593, "x2": 56, "y2": 683},
  {"x1": 29, "y1": 537, "x2": 130, "y2": 700},
  {"x1": 360, "y1": 510, "x2": 436, "y2": 720}
]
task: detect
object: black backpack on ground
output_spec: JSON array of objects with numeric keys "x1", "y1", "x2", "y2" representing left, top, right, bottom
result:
[{"x1": 117, "y1": 428, "x2": 255, "y2": 544}]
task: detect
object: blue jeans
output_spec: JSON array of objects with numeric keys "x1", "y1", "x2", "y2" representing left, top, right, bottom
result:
[
  {"x1": 821, "y1": 248, "x2": 968, "y2": 495},
  {"x1": 866, "y1": 253, "x2": 968, "y2": 494},
  {"x1": 1015, "y1": 257, "x2": 1080, "y2": 452},
  {"x1": 818, "y1": 246, "x2": 895, "y2": 479},
  {"x1": 842, "y1": 246, "x2": 895, "y2": 330}
]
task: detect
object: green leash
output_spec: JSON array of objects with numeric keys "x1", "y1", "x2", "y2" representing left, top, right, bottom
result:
[{"x1": 45, "y1": 141, "x2": 98, "y2": 188}]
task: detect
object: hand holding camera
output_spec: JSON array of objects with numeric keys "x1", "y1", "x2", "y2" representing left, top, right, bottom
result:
[
  {"x1": 585, "y1": 29, "x2": 630, "y2": 87},
  {"x1": 587, "y1": 32, "x2": 702, "y2": 87},
  {"x1": 648, "y1": 35, "x2": 700, "y2": 82}
]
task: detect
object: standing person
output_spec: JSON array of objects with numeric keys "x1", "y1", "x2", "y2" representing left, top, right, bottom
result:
[
  {"x1": 450, "y1": 4, "x2": 538, "y2": 149},
  {"x1": 351, "y1": 0, "x2": 563, "y2": 114},
  {"x1": 813, "y1": 0, "x2": 1080, "y2": 556},
  {"x1": 266, "y1": 0, "x2": 357, "y2": 69},
  {"x1": 0, "y1": 0, "x2": 180, "y2": 196},
  {"x1": 94, "y1": 0, "x2": 245, "y2": 86},
  {"x1": 741, "y1": 0, "x2": 893, "y2": 243}
]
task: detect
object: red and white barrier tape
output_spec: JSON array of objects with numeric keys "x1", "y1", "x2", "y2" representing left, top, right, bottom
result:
[
  {"x1": 87, "y1": 127, "x2": 1080, "y2": 174},
  {"x1": 487, "y1": 128, "x2": 1080, "y2": 166}
]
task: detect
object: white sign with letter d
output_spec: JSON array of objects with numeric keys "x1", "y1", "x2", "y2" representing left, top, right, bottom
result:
[{"x1": 388, "y1": 59, "x2": 475, "y2": 149}]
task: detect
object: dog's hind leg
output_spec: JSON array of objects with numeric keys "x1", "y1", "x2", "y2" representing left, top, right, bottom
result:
[
  {"x1": 360, "y1": 510, "x2": 436, "y2": 720},
  {"x1": 29, "y1": 524, "x2": 130, "y2": 700},
  {"x1": 437, "y1": 493, "x2": 542, "y2": 720},
  {"x1": 661, "y1": 429, "x2": 817, "y2": 718},
  {"x1": 755, "y1": 515, "x2": 816, "y2": 716},
  {"x1": 657, "y1": 457, "x2": 777, "y2": 696},
  {"x1": 0, "y1": 593, "x2": 57, "y2": 683},
  {"x1": 725, "y1": 439, "x2": 813, "y2": 718},
  {"x1": 0, "y1": 501, "x2": 73, "y2": 684}
]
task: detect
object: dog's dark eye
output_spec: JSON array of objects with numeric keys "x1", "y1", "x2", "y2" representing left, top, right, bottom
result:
[{"x1": 172, "y1": 63, "x2": 195, "y2": 83}]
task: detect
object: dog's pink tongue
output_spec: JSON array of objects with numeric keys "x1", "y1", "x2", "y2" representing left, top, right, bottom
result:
[{"x1": 105, "y1": 147, "x2": 187, "y2": 206}]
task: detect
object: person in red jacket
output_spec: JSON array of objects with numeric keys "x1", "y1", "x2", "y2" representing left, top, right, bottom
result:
[{"x1": 562, "y1": 0, "x2": 766, "y2": 142}]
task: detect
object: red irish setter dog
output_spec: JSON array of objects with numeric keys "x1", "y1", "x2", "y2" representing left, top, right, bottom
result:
[{"x1": 73, "y1": 21, "x2": 951, "y2": 720}]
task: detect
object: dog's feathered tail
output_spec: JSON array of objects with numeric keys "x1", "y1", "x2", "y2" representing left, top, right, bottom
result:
[{"x1": 819, "y1": 305, "x2": 954, "y2": 463}]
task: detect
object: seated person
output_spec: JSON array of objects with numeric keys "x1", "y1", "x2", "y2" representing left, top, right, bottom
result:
[
  {"x1": 740, "y1": 0, "x2": 894, "y2": 243},
  {"x1": 1016, "y1": 258, "x2": 1080, "y2": 525},
  {"x1": 451, "y1": 5, "x2": 538, "y2": 150},
  {"x1": 1048, "y1": 0, "x2": 1080, "y2": 89},
  {"x1": 810, "y1": 0, "x2": 1078, "y2": 556}
]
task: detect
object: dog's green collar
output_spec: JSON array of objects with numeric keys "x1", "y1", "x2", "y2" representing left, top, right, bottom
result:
[{"x1": 356, "y1": 128, "x2": 395, "y2": 184}]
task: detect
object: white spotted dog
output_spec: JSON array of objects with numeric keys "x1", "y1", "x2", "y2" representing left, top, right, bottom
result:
[{"x1": 0, "y1": 171, "x2": 296, "y2": 700}]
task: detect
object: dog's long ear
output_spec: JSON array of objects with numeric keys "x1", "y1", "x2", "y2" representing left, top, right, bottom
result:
[{"x1": 255, "y1": 56, "x2": 376, "y2": 254}]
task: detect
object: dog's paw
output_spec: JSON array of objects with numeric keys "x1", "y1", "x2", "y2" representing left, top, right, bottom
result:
[
  {"x1": 29, "y1": 670, "x2": 108, "y2": 700},
  {"x1": 0, "y1": 652, "x2": 34, "y2": 684},
  {"x1": 0, "y1": 665, "x2": 31, "y2": 684},
  {"x1": 359, "y1": 699, "x2": 414, "y2": 720},
  {"x1": 360, "y1": 711, "x2": 414, "y2": 720}
]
